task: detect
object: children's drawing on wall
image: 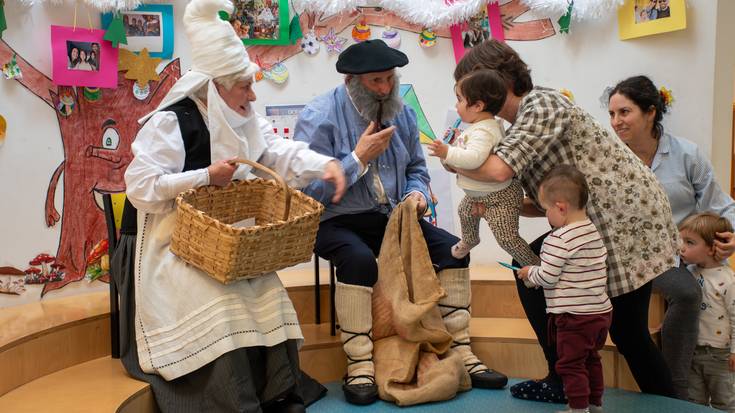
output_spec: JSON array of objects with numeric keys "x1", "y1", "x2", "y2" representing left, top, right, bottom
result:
[{"x1": 0, "y1": 38, "x2": 181, "y2": 297}]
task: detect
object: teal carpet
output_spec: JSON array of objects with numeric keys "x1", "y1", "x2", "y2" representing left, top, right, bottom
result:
[{"x1": 309, "y1": 380, "x2": 716, "y2": 412}]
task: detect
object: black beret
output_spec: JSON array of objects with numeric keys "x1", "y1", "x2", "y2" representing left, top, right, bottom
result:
[{"x1": 336, "y1": 39, "x2": 409, "y2": 75}]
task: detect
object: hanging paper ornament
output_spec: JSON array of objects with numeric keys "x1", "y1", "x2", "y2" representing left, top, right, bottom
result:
[
  {"x1": 56, "y1": 92, "x2": 75, "y2": 117},
  {"x1": 381, "y1": 26, "x2": 401, "y2": 49},
  {"x1": 0, "y1": 0, "x2": 7, "y2": 39},
  {"x1": 558, "y1": 1, "x2": 573, "y2": 34},
  {"x1": 520, "y1": 0, "x2": 625, "y2": 21},
  {"x1": 289, "y1": 14, "x2": 303, "y2": 44},
  {"x1": 319, "y1": 28, "x2": 347, "y2": 54},
  {"x1": 119, "y1": 48, "x2": 161, "y2": 87},
  {"x1": 352, "y1": 19, "x2": 371, "y2": 42},
  {"x1": 263, "y1": 62, "x2": 289, "y2": 84},
  {"x1": 133, "y1": 82, "x2": 151, "y2": 100},
  {"x1": 83, "y1": 87, "x2": 101, "y2": 102},
  {"x1": 300, "y1": 29, "x2": 320, "y2": 55},
  {"x1": 0, "y1": 114, "x2": 6, "y2": 147},
  {"x1": 255, "y1": 70, "x2": 265, "y2": 82},
  {"x1": 419, "y1": 28, "x2": 437, "y2": 48},
  {"x1": 2, "y1": 54, "x2": 22, "y2": 80},
  {"x1": 103, "y1": 13, "x2": 128, "y2": 48}
]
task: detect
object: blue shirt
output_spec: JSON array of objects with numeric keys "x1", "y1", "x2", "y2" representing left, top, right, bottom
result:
[
  {"x1": 652, "y1": 132, "x2": 735, "y2": 227},
  {"x1": 294, "y1": 85, "x2": 430, "y2": 221}
]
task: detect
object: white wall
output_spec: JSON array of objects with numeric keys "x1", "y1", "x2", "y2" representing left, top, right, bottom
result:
[{"x1": 1, "y1": 0, "x2": 733, "y2": 306}]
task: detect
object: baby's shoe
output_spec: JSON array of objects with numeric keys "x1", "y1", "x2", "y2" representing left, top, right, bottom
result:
[
  {"x1": 589, "y1": 405, "x2": 603, "y2": 413},
  {"x1": 451, "y1": 240, "x2": 475, "y2": 259}
]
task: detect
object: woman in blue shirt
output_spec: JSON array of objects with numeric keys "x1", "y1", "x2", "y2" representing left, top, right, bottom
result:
[{"x1": 607, "y1": 75, "x2": 735, "y2": 400}]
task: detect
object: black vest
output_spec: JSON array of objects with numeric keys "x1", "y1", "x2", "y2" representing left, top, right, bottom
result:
[{"x1": 120, "y1": 98, "x2": 211, "y2": 234}]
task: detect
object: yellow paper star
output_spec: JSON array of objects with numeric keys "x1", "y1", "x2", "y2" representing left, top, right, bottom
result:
[{"x1": 118, "y1": 48, "x2": 161, "y2": 87}]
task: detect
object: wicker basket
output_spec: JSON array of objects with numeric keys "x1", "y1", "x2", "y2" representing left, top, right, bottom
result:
[{"x1": 170, "y1": 158, "x2": 324, "y2": 284}]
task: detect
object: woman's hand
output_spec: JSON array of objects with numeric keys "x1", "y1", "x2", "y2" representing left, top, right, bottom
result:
[
  {"x1": 428, "y1": 140, "x2": 449, "y2": 159},
  {"x1": 208, "y1": 159, "x2": 238, "y2": 187},
  {"x1": 322, "y1": 160, "x2": 346, "y2": 203},
  {"x1": 455, "y1": 154, "x2": 514, "y2": 183},
  {"x1": 713, "y1": 231, "x2": 735, "y2": 261}
]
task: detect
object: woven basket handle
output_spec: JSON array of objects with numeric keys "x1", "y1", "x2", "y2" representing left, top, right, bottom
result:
[{"x1": 233, "y1": 158, "x2": 291, "y2": 221}]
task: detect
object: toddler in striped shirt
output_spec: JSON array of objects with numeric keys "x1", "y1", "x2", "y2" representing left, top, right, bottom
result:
[{"x1": 518, "y1": 165, "x2": 612, "y2": 413}]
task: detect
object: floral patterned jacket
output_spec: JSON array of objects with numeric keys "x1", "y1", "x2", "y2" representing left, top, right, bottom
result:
[{"x1": 495, "y1": 87, "x2": 679, "y2": 297}]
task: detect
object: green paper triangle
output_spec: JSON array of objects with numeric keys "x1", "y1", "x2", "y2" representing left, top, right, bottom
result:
[
  {"x1": 558, "y1": 1, "x2": 573, "y2": 34},
  {"x1": 104, "y1": 14, "x2": 128, "y2": 48},
  {"x1": 218, "y1": 10, "x2": 230, "y2": 21},
  {"x1": 0, "y1": 0, "x2": 7, "y2": 38},
  {"x1": 400, "y1": 84, "x2": 436, "y2": 144},
  {"x1": 289, "y1": 14, "x2": 303, "y2": 44}
]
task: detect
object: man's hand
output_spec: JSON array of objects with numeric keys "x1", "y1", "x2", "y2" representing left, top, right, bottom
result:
[
  {"x1": 354, "y1": 121, "x2": 396, "y2": 164},
  {"x1": 517, "y1": 266, "x2": 530, "y2": 280},
  {"x1": 322, "y1": 160, "x2": 346, "y2": 203},
  {"x1": 208, "y1": 158, "x2": 238, "y2": 187},
  {"x1": 713, "y1": 231, "x2": 735, "y2": 261},
  {"x1": 427, "y1": 140, "x2": 449, "y2": 159},
  {"x1": 406, "y1": 191, "x2": 427, "y2": 219}
]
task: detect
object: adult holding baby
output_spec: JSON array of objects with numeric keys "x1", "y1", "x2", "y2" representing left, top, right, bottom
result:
[{"x1": 452, "y1": 40, "x2": 680, "y2": 403}]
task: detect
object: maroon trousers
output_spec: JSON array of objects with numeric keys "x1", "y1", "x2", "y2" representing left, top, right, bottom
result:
[{"x1": 550, "y1": 312, "x2": 612, "y2": 409}]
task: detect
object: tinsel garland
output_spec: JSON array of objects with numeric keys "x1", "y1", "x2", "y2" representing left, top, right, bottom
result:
[
  {"x1": 293, "y1": 0, "x2": 493, "y2": 28},
  {"x1": 17, "y1": 0, "x2": 142, "y2": 13},
  {"x1": 520, "y1": 0, "x2": 626, "y2": 20}
]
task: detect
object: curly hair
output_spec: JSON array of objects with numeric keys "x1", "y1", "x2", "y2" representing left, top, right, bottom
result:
[{"x1": 453, "y1": 39, "x2": 533, "y2": 96}]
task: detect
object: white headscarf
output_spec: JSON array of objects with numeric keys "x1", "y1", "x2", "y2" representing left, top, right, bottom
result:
[{"x1": 139, "y1": 0, "x2": 263, "y2": 166}]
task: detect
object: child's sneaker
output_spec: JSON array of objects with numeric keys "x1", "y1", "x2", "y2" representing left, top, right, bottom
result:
[{"x1": 451, "y1": 240, "x2": 475, "y2": 259}]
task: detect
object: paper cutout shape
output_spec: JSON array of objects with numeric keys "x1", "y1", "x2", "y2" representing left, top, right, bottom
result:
[
  {"x1": 399, "y1": 84, "x2": 436, "y2": 144},
  {"x1": 51, "y1": 26, "x2": 119, "y2": 88},
  {"x1": 381, "y1": 26, "x2": 401, "y2": 49},
  {"x1": 289, "y1": 14, "x2": 303, "y2": 44},
  {"x1": 119, "y1": 48, "x2": 161, "y2": 87},
  {"x1": 263, "y1": 61, "x2": 289, "y2": 84},
  {"x1": 0, "y1": 113, "x2": 6, "y2": 146},
  {"x1": 0, "y1": 0, "x2": 6, "y2": 38},
  {"x1": 101, "y1": 4, "x2": 174, "y2": 59},
  {"x1": 103, "y1": 13, "x2": 128, "y2": 48},
  {"x1": 419, "y1": 28, "x2": 436, "y2": 48},
  {"x1": 2, "y1": 53, "x2": 21, "y2": 79},
  {"x1": 300, "y1": 29, "x2": 320, "y2": 55},
  {"x1": 320, "y1": 27, "x2": 347, "y2": 54},
  {"x1": 352, "y1": 19, "x2": 371, "y2": 42}
]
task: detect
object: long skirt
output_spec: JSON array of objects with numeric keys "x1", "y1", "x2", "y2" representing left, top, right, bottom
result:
[{"x1": 111, "y1": 234, "x2": 326, "y2": 412}]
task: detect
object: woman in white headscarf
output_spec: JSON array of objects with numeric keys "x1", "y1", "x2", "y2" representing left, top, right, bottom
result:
[{"x1": 113, "y1": 0, "x2": 345, "y2": 411}]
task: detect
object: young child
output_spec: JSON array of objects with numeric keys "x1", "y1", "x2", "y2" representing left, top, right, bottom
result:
[
  {"x1": 517, "y1": 165, "x2": 612, "y2": 413},
  {"x1": 428, "y1": 69, "x2": 537, "y2": 266},
  {"x1": 678, "y1": 212, "x2": 735, "y2": 412}
]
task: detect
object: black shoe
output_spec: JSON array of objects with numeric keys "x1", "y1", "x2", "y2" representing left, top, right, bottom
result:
[
  {"x1": 509, "y1": 375, "x2": 567, "y2": 404},
  {"x1": 468, "y1": 364, "x2": 508, "y2": 389},
  {"x1": 264, "y1": 395, "x2": 305, "y2": 413},
  {"x1": 342, "y1": 375, "x2": 378, "y2": 405}
]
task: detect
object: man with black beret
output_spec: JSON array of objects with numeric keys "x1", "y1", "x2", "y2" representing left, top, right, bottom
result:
[{"x1": 295, "y1": 39, "x2": 508, "y2": 405}]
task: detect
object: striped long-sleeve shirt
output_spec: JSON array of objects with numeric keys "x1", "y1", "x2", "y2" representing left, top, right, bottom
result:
[{"x1": 528, "y1": 219, "x2": 612, "y2": 315}]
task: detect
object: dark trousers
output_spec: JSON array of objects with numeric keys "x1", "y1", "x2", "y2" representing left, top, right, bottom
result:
[
  {"x1": 314, "y1": 211, "x2": 469, "y2": 287},
  {"x1": 513, "y1": 233, "x2": 676, "y2": 398},
  {"x1": 552, "y1": 312, "x2": 612, "y2": 409}
]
